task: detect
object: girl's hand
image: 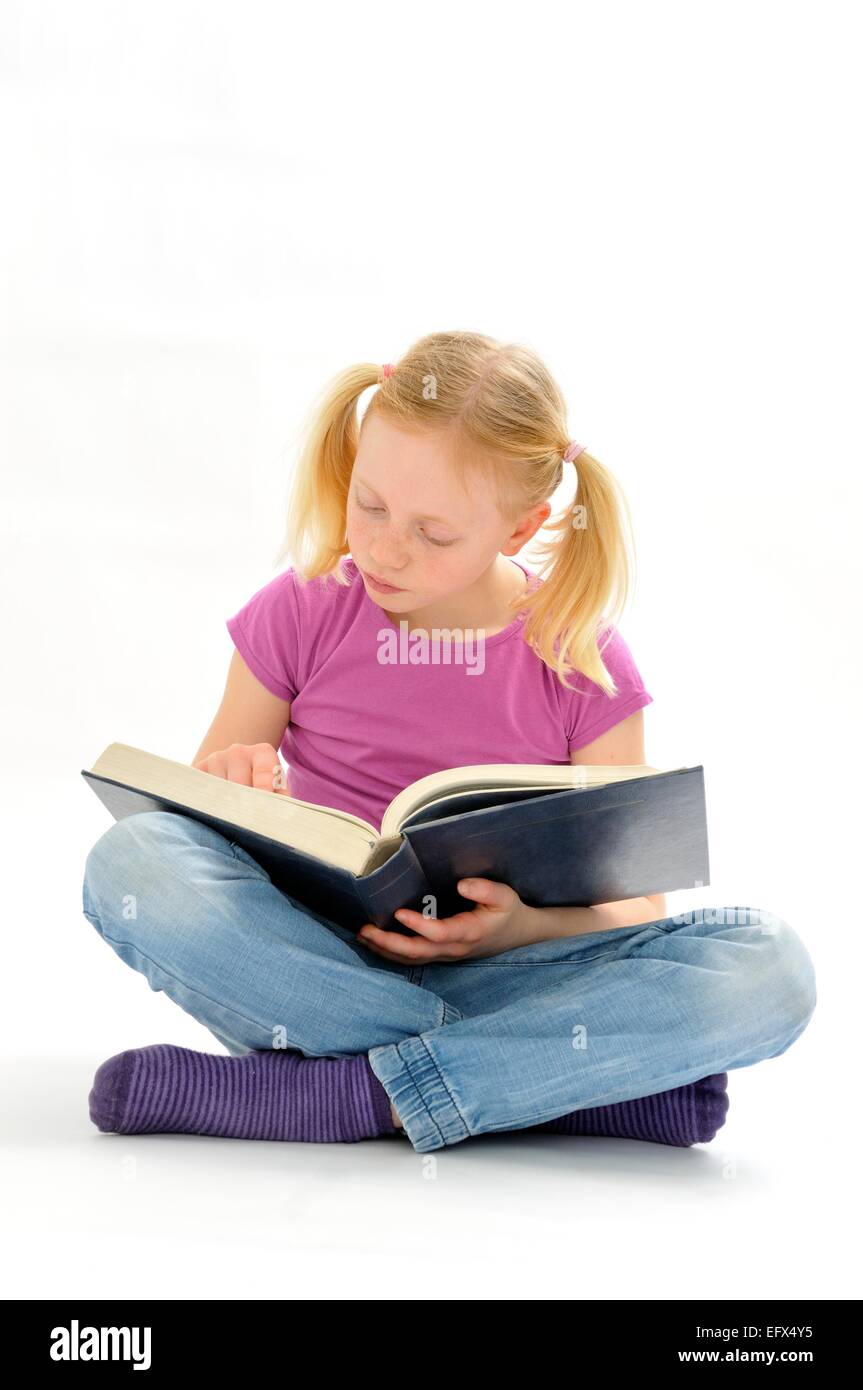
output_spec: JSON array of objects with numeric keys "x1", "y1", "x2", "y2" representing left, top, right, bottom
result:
[
  {"x1": 193, "y1": 742, "x2": 291, "y2": 794},
  {"x1": 356, "y1": 878, "x2": 533, "y2": 963}
]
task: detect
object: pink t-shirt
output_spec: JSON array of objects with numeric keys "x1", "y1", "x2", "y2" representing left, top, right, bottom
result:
[{"x1": 226, "y1": 556, "x2": 653, "y2": 833}]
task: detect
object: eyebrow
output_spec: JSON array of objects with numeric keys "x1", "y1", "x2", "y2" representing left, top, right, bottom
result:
[{"x1": 353, "y1": 474, "x2": 460, "y2": 527}]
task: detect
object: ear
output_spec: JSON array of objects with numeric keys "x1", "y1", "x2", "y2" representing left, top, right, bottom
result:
[{"x1": 505, "y1": 501, "x2": 552, "y2": 552}]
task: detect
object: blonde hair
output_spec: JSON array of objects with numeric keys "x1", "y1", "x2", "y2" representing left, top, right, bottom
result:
[{"x1": 273, "y1": 330, "x2": 637, "y2": 696}]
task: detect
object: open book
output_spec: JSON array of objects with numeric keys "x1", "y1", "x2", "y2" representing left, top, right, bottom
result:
[{"x1": 82, "y1": 743, "x2": 709, "y2": 933}]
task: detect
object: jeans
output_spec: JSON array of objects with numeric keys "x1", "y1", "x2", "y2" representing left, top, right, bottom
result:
[{"x1": 80, "y1": 810, "x2": 817, "y2": 1154}]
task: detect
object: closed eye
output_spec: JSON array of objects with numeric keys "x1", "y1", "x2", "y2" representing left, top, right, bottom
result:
[{"x1": 355, "y1": 499, "x2": 456, "y2": 547}]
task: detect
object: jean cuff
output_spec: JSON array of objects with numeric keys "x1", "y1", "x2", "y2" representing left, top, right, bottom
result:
[{"x1": 367, "y1": 999, "x2": 468, "y2": 1153}]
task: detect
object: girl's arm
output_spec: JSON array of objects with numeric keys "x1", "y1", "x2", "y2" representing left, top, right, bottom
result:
[{"x1": 192, "y1": 649, "x2": 293, "y2": 767}]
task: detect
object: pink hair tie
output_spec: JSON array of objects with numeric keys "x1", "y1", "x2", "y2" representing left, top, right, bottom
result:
[
  {"x1": 380, "y1": 363, "x2": 395, "y2": 381},
  {"x1": 563, "y1": 440, "x2": 586, "y2": 462}
]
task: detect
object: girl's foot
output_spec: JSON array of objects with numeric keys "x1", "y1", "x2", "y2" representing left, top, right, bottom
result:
[
  {"x1": 88, "y1": 1044, "x2": 396, "y2": 1143},
  {"x1": 532, "y1": 1073, "x2": 729, "y2": 1146}
]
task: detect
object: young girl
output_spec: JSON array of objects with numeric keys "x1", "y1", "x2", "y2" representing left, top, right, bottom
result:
[{"x1": 81, "y1": 330, "x2": 816, "y2": 1155}]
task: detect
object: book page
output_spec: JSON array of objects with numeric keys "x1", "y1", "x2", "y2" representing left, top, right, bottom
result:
[{"x1": 383, "y1": 763, "x2": 663, "y2": 839}]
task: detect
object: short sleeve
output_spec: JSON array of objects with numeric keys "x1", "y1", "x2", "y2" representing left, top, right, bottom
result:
[
  {"x1": 225, "y1": 568, "x2": 301, "y2": 703},
  {"x1": 562, "y1": 623, "x2": 653, "y2": 751}
]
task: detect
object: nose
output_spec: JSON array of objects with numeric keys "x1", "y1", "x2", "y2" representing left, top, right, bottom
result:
[{"x1": 368, "y1": 534, "x2": 410, "y2": 572}]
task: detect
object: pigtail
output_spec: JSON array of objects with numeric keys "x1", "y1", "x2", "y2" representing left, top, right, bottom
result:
[
  {"x1": 272, "y1": 362, "x2": 382, "y2": 582},
  {"x1": 517, "y1": 447, "x2": 636, "y2": 697}
]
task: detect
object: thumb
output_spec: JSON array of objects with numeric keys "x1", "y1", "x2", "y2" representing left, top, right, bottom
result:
[{"x1": 457, "y1": 877, "x2": 510, "y2": 911}]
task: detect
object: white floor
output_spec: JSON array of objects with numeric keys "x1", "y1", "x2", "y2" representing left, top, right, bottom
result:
[{"x1": 0, "y1": 1050, "x2": 840, "y2": 1300}]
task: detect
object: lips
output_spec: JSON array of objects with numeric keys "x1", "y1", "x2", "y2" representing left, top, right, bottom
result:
[{"x1": 362, "y1": 569, "x2": 405, "y2": 592}]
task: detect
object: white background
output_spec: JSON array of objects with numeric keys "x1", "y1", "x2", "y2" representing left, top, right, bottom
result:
[{"x1": 1, "y1": 0, "x2": 860, "y2": 1300}]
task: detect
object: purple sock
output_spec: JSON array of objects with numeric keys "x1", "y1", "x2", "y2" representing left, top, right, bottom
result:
[
  {"x1": 88, "y1": 1044, "x2": 396, "y2": 1143},
  {"x1": 530, "y1": 1073, "x2": 729, "y2": 1146}
]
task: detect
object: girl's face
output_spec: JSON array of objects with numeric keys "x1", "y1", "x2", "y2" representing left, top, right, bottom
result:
[{"x1": 346, "y1": 414, "x2": 525, "y2": 610}]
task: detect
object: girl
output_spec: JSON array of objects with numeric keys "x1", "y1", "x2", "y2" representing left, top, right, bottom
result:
[{"x1": 81, "y1": 330, "x2": 816, "y2": 1155}]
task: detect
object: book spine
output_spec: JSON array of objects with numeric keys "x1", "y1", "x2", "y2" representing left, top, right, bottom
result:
[{"x1": 355, "y1": 836, "x2": 432, "y2": 931}]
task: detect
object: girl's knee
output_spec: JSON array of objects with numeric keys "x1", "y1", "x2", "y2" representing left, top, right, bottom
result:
[
  {"x1": 82, "y1": 811, "x2": 191, "y2": 922},
  {"x1": 748, "y1": 911, "x2": 817, "y2": 1039}
]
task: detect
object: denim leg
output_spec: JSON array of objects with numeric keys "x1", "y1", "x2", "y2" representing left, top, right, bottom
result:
[
  {"x1": 368, "y1": 906, "x2": 817, "y2": 1153},
  {"x1": 81, "y1": 811, "x2": 463, "y2": 1058}
]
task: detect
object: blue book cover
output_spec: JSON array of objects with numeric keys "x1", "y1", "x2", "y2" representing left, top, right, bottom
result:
[{"x1": 82, "y1": 745, "x2": 709, "y2": 934}]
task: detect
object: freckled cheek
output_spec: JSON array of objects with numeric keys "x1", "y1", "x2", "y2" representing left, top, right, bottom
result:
[
  {"x1": 348, "y1": 515, "x2": 406, "y2": 573},
  {"x1": 423, "y1": 551, "x2": 461, "y2": 582},
  {"x1": 346, "y1": 511, "x2": 370, "y2": 550},
  {"x1": 347, "y1": 511, "x2": 415, "y2": 563},
  {"x1": 347, "y1": 511, "x2": 387, "y2": 561},
  {"x1": 346, "y1": 512, "x2": 461, "y2": 584}
]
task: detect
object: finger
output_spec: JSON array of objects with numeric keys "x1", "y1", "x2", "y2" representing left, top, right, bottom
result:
[
  {"x1": 456, "y1": 878, "x2": 512, "y2": 913},
  {"x1": 194, "y1": 753, "x2": 224, "y2": 778},
  {"x1": 226, "y1": 745, "x2": 254, "y2": 786},
  {"x1": 378, "y1": 914, "x2": 481, "y2": 955},
  {"x1": 357, "y1": 925, "x2": 442, "y2": 962},
  {"x1": 250, "y1": 744, "x2": 283, "y2": 792},
  {"x1": 392, "y1": 907, "x2": 474, "y2": 944},
  {"x1": 358, "y1": 938, "x2": 419, "y2": 964}
]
